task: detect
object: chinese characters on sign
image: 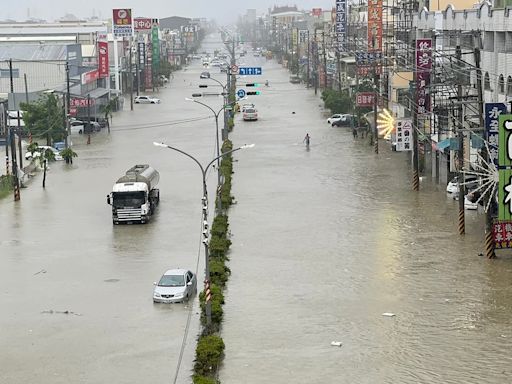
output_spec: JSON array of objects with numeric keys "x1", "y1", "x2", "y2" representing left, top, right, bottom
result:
[
  {"x1": 367, "y1": 0, "x2": 382, "y2": 52},
  {"x1": 415, "y1": 39, "x2": 432, "y2": 115},
  {"x1": 98, "y1": 41, "x2": 109, "y2": 78},
  {"x1": 138, "y1": 42, "x2": 146, "y2": 68},
  {"x1": 134, "y1": 17, "x2": 152, "y2": 31},
  {"x1": 356, "y1": 92, "x2": 375, "y2": 107},
  {"x1": 70, "y1": 98, "x2": 95, "y2": 107},
  {"x1": 485, "y1": 103, "x2": 506, "y2": 169},
  {"x1": 336, "y1": 0, "x2": 347, "y2": 52},
  {"x1": 498, "y1": 114, "x2": 512, "y2": 221},
  {"x1": 395, "y1": 119, "x2": 413, "y2": 152},
  {"x1": 112, "y1": 9, "x2": 132, "y2": 37},
  {"x1": 151, "y1": 20, "x2": 160, "y2": 71},
  {"x1": 493, "y1": 221, "x2": 512, "y2": 248}
]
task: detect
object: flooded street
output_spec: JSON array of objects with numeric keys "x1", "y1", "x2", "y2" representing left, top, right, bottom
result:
[
  {"x1": 1, "y1": 33, "x2": 512, "y2": 383},
  {"x1": 221, "y1": 47, "x2": 512, "y2": 383}
]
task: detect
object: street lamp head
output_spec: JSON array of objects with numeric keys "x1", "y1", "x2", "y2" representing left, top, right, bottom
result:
[
  {"x1": 240, "y1": 144, "x2": 255, "y2": 149},
  {"x1": 185, "y1": 98, "x2": 194, "y2": 102},
  {"x1": 153, "y1": 142, "x2": 168, "y2": 148}
]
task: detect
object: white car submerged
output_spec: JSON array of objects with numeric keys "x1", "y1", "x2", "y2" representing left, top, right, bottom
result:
[{"x1": 153, "y1": 269, "x2": 197, "y2": 303}]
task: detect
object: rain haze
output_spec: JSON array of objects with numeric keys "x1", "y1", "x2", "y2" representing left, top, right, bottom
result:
[{"x1": 4, "y1": 0, "x2": 335, "y2": 22}]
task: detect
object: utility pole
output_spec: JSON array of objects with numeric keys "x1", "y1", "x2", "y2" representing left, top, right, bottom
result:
[
  {"x1": 336, "y1": 50, "x2": 342, "y2": 92},
  {"x1": 475, "y1": 47, "x2": 495, "y2": 257},
  {"x1": 306, "y1": 30, "x2": 310, "y2": 88},
  {"x1": 412, "y1": 79, "x2": 420, "y2": 191},
  {"x1": 456, "y1": 45, "x2": 465, "y2": 235},
  {"x1": 373, "y1": 59, "x2": 379, "y2": 154},
  {"x1": 3, "y1": 101, "x2": 9, "y2": 176},
  {"x1": 322, "y1": 31, "x2": 327, "y2": 89},
  {"x1": 65, "y1": 61, "x2": 70, "y2": 149},
  {"x1": 8, "y1": 58, "x2": 20, "y2": 201},
  {"x1": 129, "y1": 39, "x2": 134, "y2": 111}
]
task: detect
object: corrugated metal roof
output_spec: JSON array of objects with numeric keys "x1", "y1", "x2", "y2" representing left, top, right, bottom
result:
[{"x1": 0, "y1": 44, "x2": 67, "y2": 61}]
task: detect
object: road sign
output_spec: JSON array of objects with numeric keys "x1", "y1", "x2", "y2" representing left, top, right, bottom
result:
[
  {"x1": 239, "y1": 67, "x2": 262, "y2": 76},
  {"x1": 230, "y1": 64, "x2": 239, "y2": 73},
  {"x1": 237, "y1": 89, "x2": 246, "y2": 98}
]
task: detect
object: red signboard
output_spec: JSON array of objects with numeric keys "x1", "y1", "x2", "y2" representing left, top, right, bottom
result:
[
  {"x1": 81, "y1": 69, "x2": 99, "y2": 85},
  {"x1": 98, "y1": 41, "x2": 109, "y2": 78},
  {"x1": 113, "y1": 9, "x2": 132, "y2": 26},
  {"x1": 356, "y1": 92, "x2": 375, "y2": 107},
  {"x1": 134, "y1": 17, "x2": 152, "y2": 31},
  {"x1": 368, "y1": 0, "x2": 383, "y2": 52},
  {"x1": 493, "y1": 221, "x2": 512, "y2": 248},
  {"x1": 71, "y1": 98, "x2": 95, "y2": 107},
  {"x1": 357, "y1": 65, "x2": 382, "y2": 76}
]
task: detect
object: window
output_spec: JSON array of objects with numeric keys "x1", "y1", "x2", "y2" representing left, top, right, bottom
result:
[
  {"x1": 484, "y1": 72, "x2": 491, "y2": 90},
  {"x1": 508, "y1": 76, "x2": 512, "y2": 95},
  {"x1": 499, "y1": 74, "x2": 505, "y2": 93}
]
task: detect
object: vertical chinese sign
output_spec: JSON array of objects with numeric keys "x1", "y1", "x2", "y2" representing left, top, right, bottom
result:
[
  {"x1": 112, "y1": 9, "x2": 132, "y2": 38},
  {"x1": 498, "y1": 114, "x2": 512, "y2": 222},
  {"x1": 485, "y1": 103, "x2": 506, "y2": 169},
  {"x1": 336, "y1": 0, "x2": 346, "y2": 52},
  {"x1": 395, "y1": 119, "x2": 413, "y2": 151},
  {"x1": 367, "y1": 0, "x2": 382, "y2": 52},
  {"x1": 151, "y1": 19, "x2": 160, "y2": 84},
  {"x1": 415, "y1": 39, "x2": 432, "y2": 115},
  {"x1": 98, "y1": 39, "x2": 109, "y2": 78}
]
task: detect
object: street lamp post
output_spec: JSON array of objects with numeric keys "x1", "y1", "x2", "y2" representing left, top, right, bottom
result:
[{"x1": 153, "y1": 142, "x2": 254, "y2": 326}]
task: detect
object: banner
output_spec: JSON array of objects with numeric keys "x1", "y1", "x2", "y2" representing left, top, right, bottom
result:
[
  {"x1": 113, "y1": 9, "x2": 132, "y2": 37},
  {"x1": 81, "y1": 69, "x2": 99, "y2": 85},
  {"x1": 292, "y1": 28, "x2": 298, "y2": 48},
  {"x1": 138, "y1": 42, "x2": 146, "y2": 68},
  {"x1": 485, "y1": 103, "x2": 506, "y2": 169},
  {"x1": 395, "y1": 119, "x2": 413, "y2": 152},
  {"x1": 416, "y1": 39, "x2": 432, "y2": 115},
  {"x1": 367, "y1": 0, "x2": 382, "y2": 52},
  {"x1": 498, "y1": 114, "x2": 512, "y2": 220},
  {"x1": 98, "y1": 41, "x2": 109, "y2": 78},
  {"x1": 336, "y1": 0, "x2": 347, "y2": 52}
]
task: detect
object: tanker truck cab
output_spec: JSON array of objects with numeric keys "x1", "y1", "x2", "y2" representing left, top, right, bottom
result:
[{"x1": 107, "y1": 165, "x2": 160, "y2": 224}]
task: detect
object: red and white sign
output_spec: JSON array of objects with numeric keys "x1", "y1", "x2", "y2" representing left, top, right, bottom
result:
[
  {"x1": 230, "y1": 64, "x2": 239, "y2": 74},
  {"x1": 493, "y1": 221, "x2": 512, "y2": 248},
  {"x1": 356, "y1": 92, "x2": 375, "y2": 107},
  {"x1": 98, "y1": 41, "x2": 109, "y2": 78},
  {"x1": 134, "y1": 17, "x2": 152, "y2": 31},
  {"x1": 416, "y1": 38, "x2": 432, "y2": 115},
  {"x1": 113, "y1": 8, "x2": 132, "y2": 37},
  {"x1": 71, "y1": 98, "x2": 95, "y2": 107},
  {"x1": 81, "y1": 69, "x2": 99, "y2": 85}
]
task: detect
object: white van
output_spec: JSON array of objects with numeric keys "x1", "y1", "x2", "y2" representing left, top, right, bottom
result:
[{"x1": 69, "y1": 120, "x2": 85, "y2": 134}]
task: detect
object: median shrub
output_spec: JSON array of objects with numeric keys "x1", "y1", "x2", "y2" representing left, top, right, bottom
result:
[
  {"x1": 209, "y1": 259, "x2": 231, "y2": 287},
  {"x1": 194, "y1": 335, "x2": 225, "y2": 376},
  {"x1": 193, "y1": 375, "x2": 218, "y2": 384},
  {"x1": 0, "y1": 175, "x2": 14, "y2": 199}
]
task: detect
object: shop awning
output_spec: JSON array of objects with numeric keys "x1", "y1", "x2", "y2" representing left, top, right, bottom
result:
[{"x1": 435, "y1": 138, "x2": 451, "y2": 151}]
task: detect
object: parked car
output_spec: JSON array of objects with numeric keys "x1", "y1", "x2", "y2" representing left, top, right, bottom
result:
[
  {"x1": 243, "y1": 108, "x2": 258, "y2": 121},
  {"x1": 327, "y1": 114, "x2": 344, "y2": 124},
  {"x1": 289, "y1": 75, "x2": 301, "y2": 84},
  {"x1": 83, "y1": 121, "x2": 101, "y2": 133},
  {"x1": 69, "y1": 120, "x2": 85, "y2": 134},
  {"x1": 153, "y1": 269, "x2": 197, "y2": 303},
  {"x1": 446, "y1": 175, "x2": 478, "y2": 194},
  {"x1": 200, "y1": 71, "x2": 210, "y2": 79},
  {"x1": 134, "y1": 95, "x2": 161, "y2": 104},
  {"x1": 332, "y1": 115, "x2": 357, "y2": 127},
  {"x1": 25, "y1": 145, "x2": 63, "y2": 161}
]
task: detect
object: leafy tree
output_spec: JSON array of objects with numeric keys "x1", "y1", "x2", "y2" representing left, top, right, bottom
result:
[
  {"x1": 321, "y1": 89, "x2": 353, "y2": 114},
  {"x1": 21, "y1": 93, "x2": 65, "y2": 145}
]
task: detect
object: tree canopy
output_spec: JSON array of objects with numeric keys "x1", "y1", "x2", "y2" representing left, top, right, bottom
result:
[{"x1": 21, "y1": 93, "x2": 65, "y2": 143}]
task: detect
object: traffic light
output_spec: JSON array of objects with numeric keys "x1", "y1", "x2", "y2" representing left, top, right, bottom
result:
[
  {"x1": 246, "y1": 91, "x2": 261, "y2": 96},
  {"x1": 245, "y1": 83, "x2": 261, "y2": 87}
]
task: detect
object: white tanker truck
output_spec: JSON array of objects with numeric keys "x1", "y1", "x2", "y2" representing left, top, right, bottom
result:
[{"x1": 107, "y1": 164, "x2": 160, "y2": 224}]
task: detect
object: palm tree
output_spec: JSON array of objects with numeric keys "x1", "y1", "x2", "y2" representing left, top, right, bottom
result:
[{"x1": 60, "y1": 147, "x2": 78, "y2": 164}]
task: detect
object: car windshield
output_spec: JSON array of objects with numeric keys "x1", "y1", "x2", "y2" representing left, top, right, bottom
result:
[
  {"x1": 245, "y1": 109, "x2": 255, "y2": 113},
  {"x1": 158, "y1": 274, "x2": 185, "y2": 287},
  {"x1": 112, "y1": 191, "x2": 145, "y2": 208}
]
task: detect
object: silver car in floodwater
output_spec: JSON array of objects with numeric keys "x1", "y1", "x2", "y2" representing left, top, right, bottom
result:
[{"x1": 153, "y1": 269, "x2": 197, "y2": 303}]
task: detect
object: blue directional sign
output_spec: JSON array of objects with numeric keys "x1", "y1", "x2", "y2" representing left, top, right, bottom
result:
[
  {"x1": 237, "y1": 89, "x2": 246, "y2": 98},
  {"x1": 239, "y1": 67, "x2": 262, "y2": 76}
]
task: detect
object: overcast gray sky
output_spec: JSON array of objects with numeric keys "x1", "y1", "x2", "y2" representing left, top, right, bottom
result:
[{"x1": 5, "y1": 1, "x2": 335, "y2": 23}]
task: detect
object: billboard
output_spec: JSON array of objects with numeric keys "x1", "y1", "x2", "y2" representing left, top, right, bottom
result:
[
  {"x1": 485, "y1": 103, "x2": 506, "y2": 169},
  {"x1": 336, "y1": 0, "x2": 346, "y2": 52},
  {"x1": 134, "y1": 17, "x2": 152, "y2": 31},
  {"x1": 66, "y1": 44, "x2": 82, "y2": 77},
  {"x1": 356, "y1": 92, "x2": 375, "y2": 107},
  {"x1": 113, "y1": 9, "x2": 132, "y2": 37},
  {"x1": 416, "y1": 39, "x2": 432, "y2": 115},
  {"x1": 151, "y1": 20, "x2": 160, "y2": 70}
]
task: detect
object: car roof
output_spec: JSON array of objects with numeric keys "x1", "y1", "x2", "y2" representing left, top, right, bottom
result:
[{"x1": 163, "y1": 268, "x2": 190, "y2": 275}]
